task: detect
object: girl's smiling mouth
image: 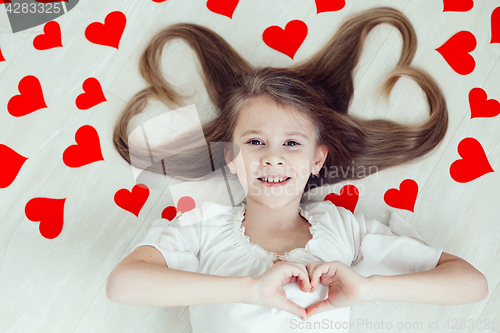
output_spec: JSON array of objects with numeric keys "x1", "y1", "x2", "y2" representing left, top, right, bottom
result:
[{"x1": 257, "y1": 177, "x2": 291, "y2": 186}]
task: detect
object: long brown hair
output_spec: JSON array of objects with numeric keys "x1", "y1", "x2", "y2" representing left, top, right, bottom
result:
[{"x1": 112, "y1": 6, "x2": 448, "y2": 194}]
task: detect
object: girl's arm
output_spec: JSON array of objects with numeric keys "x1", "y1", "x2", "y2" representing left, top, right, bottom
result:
[
  {"x1": 106, "y1": 246, "x2": 311, "y2": 319},
  {"x1": 106, "y1": 246, "x2": 254, "y2": 307},
  {"x1": 363, "y1": 252, "x2": 489, "y2": 304}
]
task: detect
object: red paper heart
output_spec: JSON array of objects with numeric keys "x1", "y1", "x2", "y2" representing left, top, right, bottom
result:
[
  {"x1": 436, "y1": 31, "x2": 476, "y2": 75},
  {"x1": 114, "y1": 184, "x2": 149, "y2": 217},
  {"x1": 262, "y1": 20, "x2": 308, "y2": 59},
  {"x1": 443, "y1": 0, "x2": 474, "y2": 12},
  {"x1": 7, "y1": 75, "x2": 47, "y2": 117},
  {"x1": 162, "y1": 206, "x2": 177, "y2": 221},
  {"x1": 63, "y1": 125, "x2": 104, "y2": 167},
  {"x1": 76, "y1": 78, "x2": 107, "y2": 110},
  {"x1": 0, "y1": 47, "x2": 5, "y2": 62},
  {"x1": 25, "y1": 197, "x2": 66, "y2": 239},
  {"x1": 177, "y1": 196, "x2": 196, "y2": 214},
  {"x1": 206, "y1": 0, "x2": 239, "y2": 19},
  {"x1": 323, "y1": 185, "x2": 359, "y2": 214},
  {"x1": 33, "y1": 21, "x2": 62, "y2": 50},
  {"x1": 384, "y1": 179, "x2": 418, "y2": 212},
  {"x1": 450, "y1": 138, "x2": 494, "y2": 183},
  {"x1": 469, "y1": 88, "x2": 500, "y2": 119},
  {"x1": 0, "y1": 144, "x2": 28, "y2": 188},
  {"x1": 85, "y1": 11, "x2": 126, "y2": 49},
  {"x1": 492, "y1": 7, "x2": 500, "y2": 44},
  {"x1": 315, "y1": 0, "x2": 345, "y2": 14}
]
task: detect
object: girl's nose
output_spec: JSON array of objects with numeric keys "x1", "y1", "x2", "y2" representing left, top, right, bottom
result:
[{"x1": 262, "y1": 147, "x2": 284, "y2": 166}]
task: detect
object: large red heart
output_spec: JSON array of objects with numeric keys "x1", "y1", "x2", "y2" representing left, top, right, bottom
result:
[
  {"x1": 469, "y1": 88, "x2": 500, "y2": 119},
  {"x1": 492, "y1": 7, "x2": 500, "y2": 44},
  {"x1": 33, "y1": 21, "x2": 62, "y2": 50},
  {"x1": 315, "y1": 0, "x2": 345, "y2": 14},
  {"x1": 76, "y1": 78, "x2": 107, "y2": 110},
  {"x1": 443, "y1": 0, "x2": 474, "y2": 12},
  {"x1": 206, "y1": 0, "x2": 239, "y2": 19},
  {"x1": 384, "y1": 179, "x2": 418, "y2": 212},
  {"x1": 262, "y1": 20, "x2": 308, "y2": 60},
  {"x1": 114, "y1": 184, "x2": 149, "y2": 217},
  {"x1": 323, "y1": 184, "x2": 359, "y2": 214},
  {"x1": 436, "y1": 31, "x2": 476, "y2": 75},
  {"x1": 25, "y1": 197, "x2": 67, "y2": 239},
  {"x1": 85, "y1": 11, "x2": 126, "y2": 49},
  {"x1": 7, "y1": 75, "x2": 47, "y2": 117},
  {"x1": 63, "y1": 125, "x2": 104, "y2": 167},
  {"x1": 0, "y1": 144, "x2": 28, "y2": 188},
  {"x1": 450, "y1": 138, "x2": 494, "y2": 183}
]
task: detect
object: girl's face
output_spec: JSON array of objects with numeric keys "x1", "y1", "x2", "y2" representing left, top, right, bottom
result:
[{"x1": 225, "y1": 95, "x2": 328, "y2": 209}]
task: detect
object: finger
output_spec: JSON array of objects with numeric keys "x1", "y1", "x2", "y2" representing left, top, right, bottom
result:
[
  {"x1": 306, "y1": 262, "x2": 320, "y2": 288},
  {"x1": 310, "y1": 264, "x2": 332, "y2": 292},
  {"x1": 286, "y1": 262, "x2": 312, "y2": 292}
]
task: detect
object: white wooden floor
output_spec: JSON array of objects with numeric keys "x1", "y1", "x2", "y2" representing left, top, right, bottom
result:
[{"x1": 1, "y1": 0, "x2": 500, "y2": 332}]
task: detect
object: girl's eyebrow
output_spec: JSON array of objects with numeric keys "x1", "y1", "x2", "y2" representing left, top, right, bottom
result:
[{"x1": 240, "y1": 130, "x2": 308, "y2": 139}]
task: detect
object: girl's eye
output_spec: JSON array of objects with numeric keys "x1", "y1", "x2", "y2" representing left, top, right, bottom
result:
[
  {"x1": 285, "y1": 141, "x2": 300, "y2": 146},
  {"x1": 247, "y1": 139, "x2": 263, "y2": 145}
]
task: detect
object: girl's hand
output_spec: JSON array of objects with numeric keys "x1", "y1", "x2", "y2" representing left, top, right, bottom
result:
[
  {"x1": 251, "y1": 261, "x2": 312, "y2": 320},
  {"x1": 305, "y1": 260, "x2": 370, "y2": 319}
]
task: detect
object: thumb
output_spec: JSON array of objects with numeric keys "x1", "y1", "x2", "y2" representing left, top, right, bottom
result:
[
  {"x1": 306, "y1": 299, "x2": 330, "y2": 318},
  {"x1": 279, "y1": 297, "x2": 307, "y2": 320}
]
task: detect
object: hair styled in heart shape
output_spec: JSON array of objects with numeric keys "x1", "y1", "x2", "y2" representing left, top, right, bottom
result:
[{"x1": 112, "y1": 6, "x2": 448, "y2": 193}]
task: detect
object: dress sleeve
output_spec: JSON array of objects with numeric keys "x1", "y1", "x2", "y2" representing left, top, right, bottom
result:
[
  {"x1": 336, "y1": 205, "x2": 443, "y2": 278},
  {"x1": 128, "y1": 211, "x2": 201, "y2": 273}
]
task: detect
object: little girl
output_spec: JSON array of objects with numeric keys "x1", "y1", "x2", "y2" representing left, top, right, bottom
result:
[{"x1": 107, "y1": 6, "x2": 488, "y2": 333}]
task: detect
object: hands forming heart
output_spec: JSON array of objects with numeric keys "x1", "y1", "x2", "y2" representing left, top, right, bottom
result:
[{"x1": 251, "y1": 260, "x2": 371, "y2": 320}]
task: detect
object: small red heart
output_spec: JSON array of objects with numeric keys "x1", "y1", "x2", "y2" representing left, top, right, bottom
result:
[
  {"x1": 162, "y1": 206, "x2": 177, "y2": 221},
  {"x1": 25, "y1": 197, "x2": 66, "y2": 239},
  {"x1": 0, "y1": 0, "x2": 12, "y2": 3},
  {"x1": 206, "y1": 0, "x2": 239, "y2": 19},
  {"x1": 85, "y1": 11, "x2": 126, "y2": 49},
  {"x1": 63, "y1": 125, "x2": 104, "y2": 167},
  {"x1": 177, "y1": 196, "x2": 196, "y2": 214},
  {"x1": 114, "y1": 184, "x2": 149, "y2": 217},
  {"x1": 0, "y1": 47, "x2": 5, "y2": 62},
  {"x1": 469, "y1": 88, "x2": 500, "y2": 119},
  {"x1": 323, "y1": 184, "x2": 359, "y2": 214},
  {"x1": 436, "y1": 31, "x2": 476, "y2": 75},
  {"x1": 7, "y1": 75, "x2": 47, "y2": 117},
  {"x1": 0, "y1": 144, "x2": 28, "y2": 188},
  {"x1": 450, "y1": 137, "x2": 494, "y2": 183},
  {"x1": 443, "y1": 0, "x2": 474, "y2": 12},
  {"x1": 384, "y1": 179, "x2": 418, "y2": 212},
  {"x1": 315, "y1": 0, "x2": 345, "y2": 14},
  {"x1": 492, "y1": 7, "x2": 500, "y2": 44},
  {"x1": 76, "y1": 78, "x2": 107, "y2": 110},
  {"x1": 262, "y1": 20, "x2": 308, "y2": 60},
  {"x1": 33, "y1": 21, "x2": 62, "y2": 50}
]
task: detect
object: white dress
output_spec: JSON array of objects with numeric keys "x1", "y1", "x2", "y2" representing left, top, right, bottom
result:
[{"x1": 129, "y1": 200, "x2": 443, "y2": 333}]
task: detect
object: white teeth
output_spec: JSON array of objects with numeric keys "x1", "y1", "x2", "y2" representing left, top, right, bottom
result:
[{"x1": 261, "y1": 177, "x2": 288, "y2": 183}]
